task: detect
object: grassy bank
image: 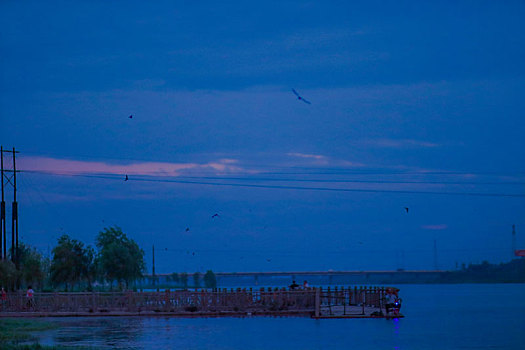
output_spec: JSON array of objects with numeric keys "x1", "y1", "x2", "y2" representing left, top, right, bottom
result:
[{"x1": 0, "y1": 319, "x2": 89, "y2": 350}]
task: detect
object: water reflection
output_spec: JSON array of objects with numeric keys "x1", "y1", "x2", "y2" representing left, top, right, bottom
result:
[
  {"x1": 42, "y1": 318, "x2": 144, "y2": 349},
  {"x1": 392, "y1": 317, "x2": 401, "y2": 350},
  {"x1": 39, "y1": 317, "x2": 226, "y2": 349}
]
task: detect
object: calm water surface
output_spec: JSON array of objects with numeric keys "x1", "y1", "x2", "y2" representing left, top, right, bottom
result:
[{"x1": 36, "y1": 284, "x2": 525, "y2": 349}]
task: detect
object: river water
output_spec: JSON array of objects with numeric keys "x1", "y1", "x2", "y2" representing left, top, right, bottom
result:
[{"x1": 35, "y1": 284, "x2": 524, "y2": 349}]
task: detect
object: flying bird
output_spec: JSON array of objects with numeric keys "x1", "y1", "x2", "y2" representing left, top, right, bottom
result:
[
  {"x1": 129, "y1": 115, "x2": 133, "y2": 119},
  {"x1": 185, "y1": 227, "x2": 190, "y2": 232},
  {"x1": 212, "y1": 213, "x2": 220, "y2": 218},
  {"x1": 125, "y1": 175, "x2": 129, "y2": 181},
  {"x1": 266, "y1": 259, "x2": 272, "y2": 262},
  {"x1": 292, "y1": 89, "x2": 311, "y2": 104},
  {"x1": 404, "y1": 207, "x2": 409, "y2": 213}
]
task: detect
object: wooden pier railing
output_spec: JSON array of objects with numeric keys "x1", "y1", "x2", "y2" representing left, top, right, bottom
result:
[
  {"x1": 317, "y1": 286, "x2": 387, "y2": 317},
  {"x1": 0, "y1": 286, "x2": 391, "y2": 317}
]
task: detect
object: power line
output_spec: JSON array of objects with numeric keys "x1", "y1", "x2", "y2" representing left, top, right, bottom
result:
[
  {"x1": 168, "y1": 175, "x2": 525, "y2": 186},
  {"x1": 245, "y1": 170, "x2": 525, "y2": 176},
  {"x1": 20, "y1": 170, "x2": 525, "y2": 186},
  {"x1": 21, "y1": 170, "x2": 525, "y2": 198}
]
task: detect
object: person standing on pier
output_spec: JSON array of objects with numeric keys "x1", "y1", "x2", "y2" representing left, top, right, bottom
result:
[
  {"x1": 26, "y1": 286, "x2": 34, "y2": 310},
  {"x1": 289, "y1": 280, "x2": 299, "y2": 290},
  {"x1": 384, "y1": 288, "x2": 397, "y2": 314}
]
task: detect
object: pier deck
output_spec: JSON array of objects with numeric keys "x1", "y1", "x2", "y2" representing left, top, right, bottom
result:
[{"x1": 0, "y1": 286, "x2": 400, "y2": 319}]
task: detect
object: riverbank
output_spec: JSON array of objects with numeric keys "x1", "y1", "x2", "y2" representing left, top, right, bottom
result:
[{"x1": 0, "y1": 319, "x2": 82, "y2": 349}]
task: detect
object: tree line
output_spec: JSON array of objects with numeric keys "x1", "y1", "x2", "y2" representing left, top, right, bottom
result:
[
  {"x1": 0, "y1": 226, "x2": 145, "y2": 291},
  {"x1": 156, "y1": 270, "x2": 217, "y2": 289},
  {"x1": 439, "y1": 259, "x2": 525, "y2": 283}
]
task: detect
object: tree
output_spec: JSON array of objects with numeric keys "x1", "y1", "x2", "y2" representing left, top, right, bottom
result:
[
  {"x1": 0, "y1": 260, "x2": 18, "y2": 290},
  {"x1": 179, "y1": 272, "x2": 188, "y2": 289},
  {"x1": 50, "y1": 235, "x2": 94, "y2": 291},
  {"x1": 171, "y1": 272, "x2": 179, "y2": 285},
  {"x1": 17, "y1": 243, "x2": 46, "y2": 289},
  {"x1": 7, "y1": 242, "x2": 46, "y2": 290},
  {"x1": 96, "y1": 226, "x2": 145, "y2": 289},
  {"x1": 84, "y1": 246, "x2": 97, "y2": 290},
  {"x1": 193, "y1": 272, "x2": 201, "y2": 288},
  {"x1": 203, "y1": 270, "x2": 217, "y2": 289}
]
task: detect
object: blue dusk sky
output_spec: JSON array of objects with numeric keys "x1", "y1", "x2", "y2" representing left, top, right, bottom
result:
[{"x1": 1, "y1": 0, "x2": 524, "y2": 273}]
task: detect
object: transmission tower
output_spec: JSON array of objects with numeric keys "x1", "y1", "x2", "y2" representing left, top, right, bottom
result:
[{"x1": 1, "y1": 146, "x2": 20, "y2": 266}]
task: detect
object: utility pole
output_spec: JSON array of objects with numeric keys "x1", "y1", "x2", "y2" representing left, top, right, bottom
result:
[
  {"x1": 0, "y1": 146, "x2": 20, "y2": 265},
  {"x1": 0, "y1": 146, "x2": 5, "y2": 260},
  {"x1": 13, "y1": 147, "x2": 18, "y2": 268}
]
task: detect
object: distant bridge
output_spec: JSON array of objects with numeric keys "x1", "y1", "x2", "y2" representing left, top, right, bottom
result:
[
  {"x1": 143, "y1": 270, "x2": 446, "y2": 287},
  {"x1": 214, "y1": 270, "x2": 443, "y2": 277}
]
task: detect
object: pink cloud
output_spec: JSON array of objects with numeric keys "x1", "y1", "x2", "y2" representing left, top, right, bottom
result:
[
  {"x1": 217, "y1": 158, "x2": 239, "y2": 164},
  {"x1": 287, "y1": 152, "x2": 327, "y2": 160},
  {"x1": 18, "y1": 156, "x2": 245, "y2": 177}
]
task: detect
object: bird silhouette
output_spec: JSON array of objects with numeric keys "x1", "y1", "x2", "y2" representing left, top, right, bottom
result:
[
  {"x1": 292, "y1": 89, "x2": 311, "y2": 104},
  {"x1": 185, "y1": 227, "x2": 190, "y2": 232},
  {"x1": 192, "y1": 252, "x2": 195, "y2": 256},
  {"x1": 125, "y1": 175, "x2": 129, "y2": 181},
  {"x1": 404, "y1": 207, "x2": 409, "y2": 213},
  {"x1": 212, "y1": 213, "x2": 220, "y2": 218},
  {"x1": 266, "y1": 259, "x2": 271, "y2": 262},
  {"x1": 129, "y1": 115, "x2": 133, "y2": 119}
]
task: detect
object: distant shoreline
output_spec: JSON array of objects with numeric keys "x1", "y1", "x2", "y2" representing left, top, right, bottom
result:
[{"x1": 140, "y1": 260, "x2": 525, "y2": 288}]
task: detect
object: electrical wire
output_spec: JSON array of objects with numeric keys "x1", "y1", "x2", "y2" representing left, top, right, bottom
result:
[
  {"x1": 21, "y1": 170, "x2": 525, "y2": 198},
  {"x1": 19, "y1": 170, "x2": 525, "y2": 185},
  {"x1": 165, "y1": 175, "x2": 525, "y2": 186}
]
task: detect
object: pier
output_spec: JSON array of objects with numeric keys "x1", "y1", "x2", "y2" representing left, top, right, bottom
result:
[{"x1": 0, "y1": 286, "x2": 402, "y2": 319}]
